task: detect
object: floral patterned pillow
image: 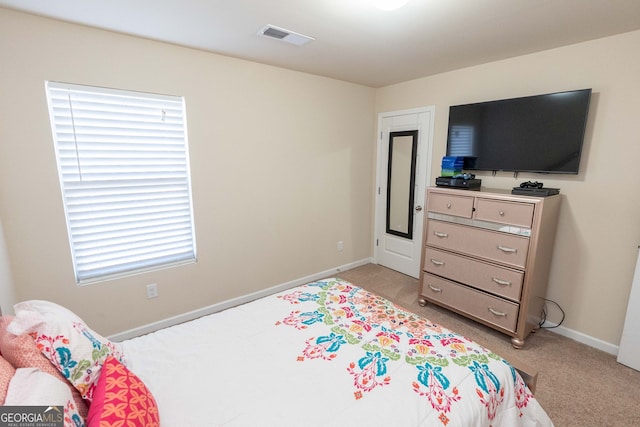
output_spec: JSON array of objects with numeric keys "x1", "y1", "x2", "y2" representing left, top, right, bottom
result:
[
  {"x1": 0, "y1": 322, "x2": 88, "y2": 417},
  {"x1": 7, "y1": 300, "x2": 125, "y2": 402}
]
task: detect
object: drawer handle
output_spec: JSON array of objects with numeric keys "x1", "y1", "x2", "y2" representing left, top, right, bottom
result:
[
  {"x1": 491, "y1": 277, "x2": 512, "y2": 286},
  {"x1": 499, "y1": 210, "x2": 505, "y2": 216},
  {"x1": 434, "y1": 231, "x2": 448, "y2": 238},
  {"x1": 430, "y1": 259, "x2": 444, "y2": 266},
  {"x1": 446, "y1": 203, "x2": 452, "y2": 209},
  {"x1": 488, "y1": 308, "x2": 507, "y2": 317},
  {"x1": 428, "y1": 284, "x2": 443, "y2": 293},
  {"x1": 497, "y1": 245, "x2": 517, "y2": 254}
]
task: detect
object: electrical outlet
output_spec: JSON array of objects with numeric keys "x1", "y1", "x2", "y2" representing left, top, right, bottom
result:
[
  {"x1": 146, "y1": 283, "x2": 158, "y2": 299},
  {"x1": 337, "y1": 241, "x2": 344, "y2": 252}
]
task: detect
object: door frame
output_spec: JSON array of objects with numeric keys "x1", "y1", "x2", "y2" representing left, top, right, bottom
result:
[{"x1": 373, "y1": 106, "x2": 435, "y2": 277}]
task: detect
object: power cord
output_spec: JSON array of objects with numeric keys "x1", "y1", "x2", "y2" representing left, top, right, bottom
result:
[{"x1": 538, "y1": 298, "x2": 565, "y2": 329}]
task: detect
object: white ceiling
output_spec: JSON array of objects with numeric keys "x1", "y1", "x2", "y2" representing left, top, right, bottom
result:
[{"x1": 1, "y1": 0, "x2": 639, "y2": 87}]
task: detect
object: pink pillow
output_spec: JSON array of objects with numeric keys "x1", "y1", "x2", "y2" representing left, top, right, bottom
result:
[
  {"x1": 0, "y1": 354, "x2": 15, "y2": 405},
  {"x1": 0, "y1": 316, "x2": 88, "y2": 417},
  {"x1": 8, "y1": 300, "x2": 125, "y2": 402},
  {"x1": 87, "y1": 356, "x2": 160, "y2": 427}
]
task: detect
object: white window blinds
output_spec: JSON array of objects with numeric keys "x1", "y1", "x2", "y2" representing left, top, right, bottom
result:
[{"x1": 46, "y1": 81, "x2": 196, "y2": 284}]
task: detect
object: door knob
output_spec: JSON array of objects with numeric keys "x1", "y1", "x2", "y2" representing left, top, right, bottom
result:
[{"x1": 415, "y1": 205, "x2": 423, "y2": 211}]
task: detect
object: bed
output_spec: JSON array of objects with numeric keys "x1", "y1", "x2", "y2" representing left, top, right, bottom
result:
[{"x1": 0, "y1": 277, "x2": 553, "y2": 426}]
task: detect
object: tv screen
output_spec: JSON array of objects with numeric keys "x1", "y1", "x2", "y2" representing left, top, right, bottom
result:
[{"x1": 446, "y1": 89, "x2": 592, "y2": 174}]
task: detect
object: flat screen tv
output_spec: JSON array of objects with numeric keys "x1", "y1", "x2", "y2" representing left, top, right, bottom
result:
[{"x1": 446, "y1": 88, "x2": 592, "y2": 174}]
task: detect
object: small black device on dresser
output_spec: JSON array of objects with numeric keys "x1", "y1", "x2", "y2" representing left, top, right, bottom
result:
[
  {"x1": 511, "y1": 181, "x2": 560, "y2": 196},
  {"x1": 435, "y1": 173, "x2": 481, "y2": 190}
]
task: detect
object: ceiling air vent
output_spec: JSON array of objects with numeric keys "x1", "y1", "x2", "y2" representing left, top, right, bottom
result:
[{"x1": 258, "y1": 25, "x2": 315, "y2": 46}]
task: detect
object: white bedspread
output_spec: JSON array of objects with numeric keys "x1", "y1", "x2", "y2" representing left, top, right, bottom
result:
[{"x1": 122, "y1": 278, "x2": 553, "y2": 426}]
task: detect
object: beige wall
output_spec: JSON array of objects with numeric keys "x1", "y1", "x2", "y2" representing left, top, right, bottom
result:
[
  {"x1": 0, "y1": 9, "x2": 375, "y2": 335},
  {"x1": 2, "y1": 6, "x2": 639, "y2": 348},
  {"x1": 376, "y1": 30, "x2": 640, "y2": 346}
]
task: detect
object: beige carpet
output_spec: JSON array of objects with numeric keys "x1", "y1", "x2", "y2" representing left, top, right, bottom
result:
[{"x1": 332, "y1": 264, "x2": 640, "y2": 426}]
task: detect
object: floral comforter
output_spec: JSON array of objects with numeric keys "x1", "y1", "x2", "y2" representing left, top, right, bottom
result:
[{"x1": 122, "y1": 278, "x2": 553, "y2": 426}]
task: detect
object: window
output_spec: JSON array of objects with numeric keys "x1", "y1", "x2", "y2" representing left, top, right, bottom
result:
[{"x1": 46, "y1": 82, "x2": 196, "y2": 284}]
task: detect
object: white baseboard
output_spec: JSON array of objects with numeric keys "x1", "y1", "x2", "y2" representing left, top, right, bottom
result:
[
  {"x1": 109, "y1": 257, "x2": 373, "y2": 342},
  {"x1": 541, "y1": 321, "x2": 619, "y2": 356}
]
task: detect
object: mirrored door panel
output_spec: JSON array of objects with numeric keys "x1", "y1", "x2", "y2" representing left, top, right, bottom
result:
[{"x1": 386, "y1": 130, "x2": 418, "y2": 239}]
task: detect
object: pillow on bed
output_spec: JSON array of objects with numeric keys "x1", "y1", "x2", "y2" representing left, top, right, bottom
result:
[
  {"x1": 4, "y1": 367, "x2": 85, "y2": 427},
  {"x1": 87, "y1": 356, "x2": 160, "y2": 427},
  {"x1": 7, "y1": 300, "x2": 125, "y2": 402},
  {"x1": 0, "y1": 316, "x2": 88, "y2": 417},
  {"x1": 0, "y1": 354, "x2": 15, "y2": 405}
]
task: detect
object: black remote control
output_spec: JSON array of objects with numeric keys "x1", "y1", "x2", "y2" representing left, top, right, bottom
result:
[{"x1": 519, "y1": 181, "x2": 543, "y2": 189}]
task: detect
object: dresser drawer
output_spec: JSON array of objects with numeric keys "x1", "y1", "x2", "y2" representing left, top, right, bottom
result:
[
  {"x1": 474, "y1": 198, "x2": 534, "y2": 228},
  {"x1": 424, "y1": 247, "x2": 524, "y2": 302},
  {"x1": 427, "y1": 192, "x2": 474, "y2": 218},
  {"x1": 421, "y1": 273, "x2": 519, "y2": 332},
  {"x1": 426, "y1": 220, "x2": 529, "y2": 268}
]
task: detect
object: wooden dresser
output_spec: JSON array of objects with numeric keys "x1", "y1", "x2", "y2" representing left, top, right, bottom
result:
[{"x1": 418, "y1": 186, "x2": 561, "y2": 348}]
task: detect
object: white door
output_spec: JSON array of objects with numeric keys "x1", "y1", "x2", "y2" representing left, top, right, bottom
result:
[
  {"x1": 617, "y1": 247, "x2": 640, "y2": 371},
  {"x1": 374, "y1": 107, "x2": 434, "y2": 278}
]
